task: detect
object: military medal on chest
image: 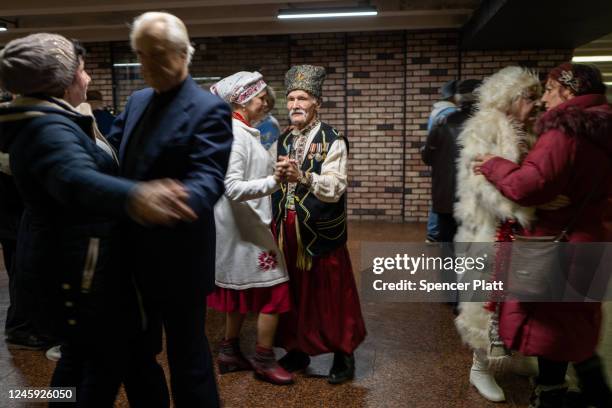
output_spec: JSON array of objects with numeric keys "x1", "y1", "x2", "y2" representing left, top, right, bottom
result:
[
  {"x1": 307, "y1": 143, "x2": 315, "y2": 160},
  {"x1": 308, "y1": 143, "x2": 324, "y2": 162},
  {"x1": 316, "y1": 143, "x2": 327, "y2": 162}
]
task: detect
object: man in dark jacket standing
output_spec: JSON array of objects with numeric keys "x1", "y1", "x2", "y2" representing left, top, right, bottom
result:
[
  {"x1": 421, "y1": 79, "x2": 481, "y2": 242},
  {"x1": 106, "y1": 12, "x2": 232, "y2": 408}
]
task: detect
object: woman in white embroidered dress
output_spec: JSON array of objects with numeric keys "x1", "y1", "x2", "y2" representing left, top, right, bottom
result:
[{"x1": 208, "y1": 72, "x2": 293, "y2": 385}]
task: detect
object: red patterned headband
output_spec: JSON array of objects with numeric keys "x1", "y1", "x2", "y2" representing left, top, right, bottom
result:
[{"x1": 232, "y1": 79, "x2": 267, "y2": 105}]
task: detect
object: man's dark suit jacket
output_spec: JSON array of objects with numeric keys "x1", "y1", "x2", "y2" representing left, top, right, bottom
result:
[{"x1": 107, "y1": 76, "x2": 233, "y2": 299}]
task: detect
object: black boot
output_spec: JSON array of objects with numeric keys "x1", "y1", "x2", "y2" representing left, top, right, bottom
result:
[
  {"x1": 529, "y1": 383, "x2": 568, "y2": 408},
  {"x1": 574, "y1": 355, "x2": 612, "y2": 408},
  {"x1": 278, "y1": 350, "x2": 310, "y2": 373},
  {"x1": 565, "y1": 390, "x2": 588, "y2": 408},
  {"x1": 328, "y1": 352, "x2": 355, "y2": 385},
  {"x1": 5, "y1": 332, "x2": 53, "y2": 350}
]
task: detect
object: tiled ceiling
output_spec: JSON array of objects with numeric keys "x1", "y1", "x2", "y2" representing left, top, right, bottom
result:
[
  {"x1": 0, "y1": 0, "x2": 479, "y2": 44},
  {"x1": 574, "y1": 32, "x2": 612, "y2": 100},
  {"x1": 575, "y1": 32, "x2": 612, "y2": 84}
]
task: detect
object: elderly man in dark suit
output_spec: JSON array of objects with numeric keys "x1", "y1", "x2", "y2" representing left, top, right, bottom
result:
[{"x1": 107, "y1": 12, "x2": 233, "y2": 408}]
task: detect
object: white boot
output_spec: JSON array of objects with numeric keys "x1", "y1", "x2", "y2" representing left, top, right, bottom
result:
[{"x1": 470, "y1": 350, "x2": 506, "y2": 402}]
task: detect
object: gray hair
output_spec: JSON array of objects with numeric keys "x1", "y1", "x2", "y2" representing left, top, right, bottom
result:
[
  {"x1": 455, "y1": 93, "x2": 477, "y2": 105},
  {"x1": 0, "y1": 33, "x2": 79, "y2": 97},
  {"x1": 477, "y1": 66, "x2": 540, "y2": 113},
  {"x1": 130, "y1": 12, "x2": 195, "y2": 65},
  {"x1": 264, "y1": 85, "x2": 276, "y2": 111}
]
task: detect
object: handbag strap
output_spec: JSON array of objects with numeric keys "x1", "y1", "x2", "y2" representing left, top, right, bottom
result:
[{"x1": 556, "y1": 180, "x2": 602, "y2": 241}]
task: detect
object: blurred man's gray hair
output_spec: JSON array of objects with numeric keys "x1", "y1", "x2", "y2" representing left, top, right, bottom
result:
[
  {"x1": 0, "y1": 33, "x2": 79, "y2": 97},
  {"x1": 454, "y1": 79, "x2": 482, "y2": 105},
  {"x1": 264, "y1": 85, "x2": 276, "y2": 111},
  {"x1": 130, "y1": 12, "x2": 195, "y2": 65}
]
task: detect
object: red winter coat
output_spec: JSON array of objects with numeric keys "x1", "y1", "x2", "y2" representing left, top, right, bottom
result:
[{"x1": 480, "y1": 94, "x2": 612, "y2": 362}]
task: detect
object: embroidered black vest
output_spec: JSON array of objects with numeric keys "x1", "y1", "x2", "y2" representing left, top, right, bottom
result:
[{"x1": 272, "y1": 122, "x2": 348, "y2": 257}]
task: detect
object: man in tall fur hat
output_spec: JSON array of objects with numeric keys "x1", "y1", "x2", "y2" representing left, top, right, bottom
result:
[{"x1": 273, "y1": 65, "x2": 366, "y2": 384}]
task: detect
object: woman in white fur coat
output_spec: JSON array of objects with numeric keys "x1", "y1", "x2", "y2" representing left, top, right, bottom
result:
[{"x1": 454, "y1": 66, "x2": 541, "y2": 402}]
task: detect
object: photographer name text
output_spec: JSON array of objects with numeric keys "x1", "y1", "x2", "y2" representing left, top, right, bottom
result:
[{"x1": 371, "y1": 253, "x2": 502, "y2": 293}]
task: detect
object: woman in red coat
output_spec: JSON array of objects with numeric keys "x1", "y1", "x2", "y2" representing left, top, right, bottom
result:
[{"x1": 473, "y1": 63, "x2": 612, "y2": 408}]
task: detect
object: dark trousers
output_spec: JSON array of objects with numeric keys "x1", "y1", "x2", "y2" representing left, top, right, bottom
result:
[
  {"x1": 124, "y1": 296, "x2": 219, "y2": 408},
  {"x1": 5, "y1": 213, "x2": 55, "y2": 342},
  {"x1": 2, "y1": 239, "x2": 17, "y2": 332},
  {"x1": 538, "y1": 354, "x2": 612, "y2": 406},
  {"x1": 1, "y1": 238, "x2": 15, "y2": 271},
  {"x1": 429, "y1": 215, "x2": 458, "y2": 304},
  {"x1": 435, "y1": 212, "x2": 458, "y2": 243},
  {"x1": 50, "y1": 343, "x2": 124, "y2": 408},
  {"x1": 48, "y1": 263, "x2": 142, "y2": 407},
  {"x1": 537, "y1": 357, "x2": 568, "y2": 385},
  {"x1": 2, "y1": 238, "x2": 31, "y2": 337}
]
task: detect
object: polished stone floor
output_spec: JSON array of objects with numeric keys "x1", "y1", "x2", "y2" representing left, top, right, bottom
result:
[{"x1": 0, "y1": 221, "x2": 610, "y2": 407}]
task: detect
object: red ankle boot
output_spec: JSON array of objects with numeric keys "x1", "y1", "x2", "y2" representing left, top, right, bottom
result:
[
  {"x1": 251, "y1": 345, "x2": 294, "y2": 385},
  {"x1": 217, "y1": 338, "x2": 252, "y2": 374}
]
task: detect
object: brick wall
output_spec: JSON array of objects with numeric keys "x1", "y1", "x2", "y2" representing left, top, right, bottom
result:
[
  {"x1": 461, "y1": 49, "x2": 574, "y2": 77},
  {"x1": 83, "y1": 42, "x2": 114, "y2": 108},
  {"x1": 84, "y1": 30, "x2": 573, "y2": 222},
  {"x1": 346, "y1": 32, "x2": 405, "y2": 221},
  {"x1": 194, "y1": 35, "x2": 290, "y2": 122},
  {"x1": 405, "y1": 31, "x2": 460, "y2": 222},
  {"x1": 111, "y1": 43, "x2": 146, "y2": 112}
]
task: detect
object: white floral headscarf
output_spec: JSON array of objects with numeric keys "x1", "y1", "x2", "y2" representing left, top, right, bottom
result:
[{"x1": 210, "y1": 71, "x2": 267, "y2": 105}]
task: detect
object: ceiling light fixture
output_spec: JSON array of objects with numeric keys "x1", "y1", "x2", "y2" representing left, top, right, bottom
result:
[
  {"x1": 113, "y1": 62, "x2": 141, "y2": 67},
  {"x1": 572, "y1": 56, "x2": 612, "y2": 63},
  {"x1": 278, "y1": 6, "x2": 378, "y2": 19},
  {"x1": 0, "y1": 17, "x2": 19, "y2": 33},
  {"x1": 0, "y1": 17, "x2": 16, "y2": 32},
  {"x1": 193, "y1": 76, "x2": 222, "y2": 82}
]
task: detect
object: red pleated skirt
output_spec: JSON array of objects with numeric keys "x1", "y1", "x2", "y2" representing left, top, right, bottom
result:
[
  {"x1": 276, "y1": 210, "x2": 367, "y2": 356},
  {"x1": 207, "y1": 281, "x2": 291, "y2": 314}
]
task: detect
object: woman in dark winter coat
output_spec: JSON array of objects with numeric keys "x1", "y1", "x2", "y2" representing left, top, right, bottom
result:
[
  {"x1": 474, "y1": 63, "x2": 612, "y2": 408},
  {"x1": 0, "y1": 33, "x2": 195, "y2": 406}
]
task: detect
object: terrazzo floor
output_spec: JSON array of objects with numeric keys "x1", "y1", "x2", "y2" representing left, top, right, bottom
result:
[{"x1": 1, "y1": 221, "x2": 609, "y2": 407}]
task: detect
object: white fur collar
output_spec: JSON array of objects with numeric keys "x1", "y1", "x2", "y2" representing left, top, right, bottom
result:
[{"x1": 454, "y1": 109, "x2": 535, "y2": 242}]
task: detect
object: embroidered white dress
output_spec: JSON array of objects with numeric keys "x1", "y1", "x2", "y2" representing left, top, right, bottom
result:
[{"x1": 213, "y1": 118, "x2": 288, "y2": 289}]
